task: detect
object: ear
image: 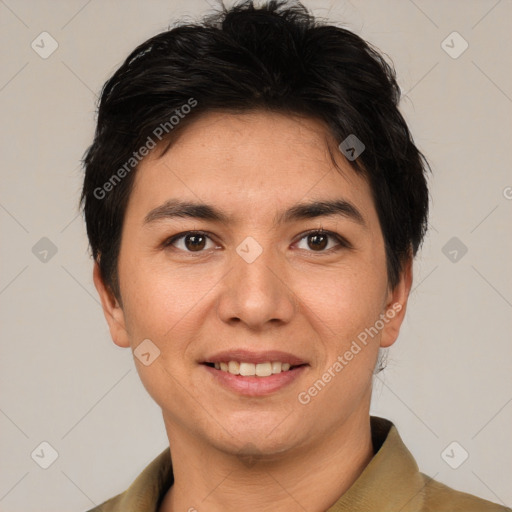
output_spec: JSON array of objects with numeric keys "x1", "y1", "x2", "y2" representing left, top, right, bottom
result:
[
  {"x1": 93, "y1": 261, "x2": 130, "y2": 348},
  {"x1": 380, "y1": 256, "x2": 413, "y2": 348}
]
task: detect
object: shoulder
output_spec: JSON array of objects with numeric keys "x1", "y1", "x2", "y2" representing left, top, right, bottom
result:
[
  {"x1": 81, "y1": 447, "x2": 172, "y2": 512},
  {"x1": 84, "y1": 493, "x2": 123, "y2": 512},
  {"x1": 420, "y1": 473, "x2": 510, "y2": 512}
]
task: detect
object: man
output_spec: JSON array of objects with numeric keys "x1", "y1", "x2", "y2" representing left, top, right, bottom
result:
[{"x1": 80, "y1": 1, "x2": 509, "y2": 510}]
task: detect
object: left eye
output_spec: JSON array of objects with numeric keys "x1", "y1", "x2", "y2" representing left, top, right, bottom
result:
[{"x1": 295, "y1": 230, "x2": 347, "y2": 252}]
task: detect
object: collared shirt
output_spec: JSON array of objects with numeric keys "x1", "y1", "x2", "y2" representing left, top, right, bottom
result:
[{"x1": 86, "y1": 416, "x2": 509, "y2": 512}]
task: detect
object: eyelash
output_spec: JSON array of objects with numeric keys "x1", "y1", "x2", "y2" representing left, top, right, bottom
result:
[{"x1": 162, "y1": 229, "x2": 351, "y2": 255}]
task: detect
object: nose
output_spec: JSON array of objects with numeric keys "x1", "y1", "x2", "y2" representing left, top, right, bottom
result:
[{"x1": 215, "y1": 240, "x2": 296, "y2": 331}]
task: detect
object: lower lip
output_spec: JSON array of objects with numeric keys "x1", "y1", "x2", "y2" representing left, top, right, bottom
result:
[{"x1": 202, "y1": 365, "x2": 307, "y2": 396}]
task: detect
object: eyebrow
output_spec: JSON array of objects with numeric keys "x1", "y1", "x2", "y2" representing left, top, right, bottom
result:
[{"x1": 143, "y1": 198, "x2": 366, "y2": 228}]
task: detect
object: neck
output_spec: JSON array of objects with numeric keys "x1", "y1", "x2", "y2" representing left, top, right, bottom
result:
[{"x1": 159, "y1": 410, "x2": 374, "y2": 512}]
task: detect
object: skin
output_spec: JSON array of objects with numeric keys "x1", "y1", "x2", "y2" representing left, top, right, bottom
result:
[{"x1": 94, "y1": 111, "x2": 412, "y2": 512}]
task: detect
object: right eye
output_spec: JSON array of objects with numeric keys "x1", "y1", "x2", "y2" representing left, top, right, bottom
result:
[{"x1": 163, "y1": 231, "x2": 219, "y2": 254}]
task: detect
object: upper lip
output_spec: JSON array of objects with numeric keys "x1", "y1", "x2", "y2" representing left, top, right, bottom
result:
[{"x1": 203, "y1": 350, "x2": 307, "y2": 366}]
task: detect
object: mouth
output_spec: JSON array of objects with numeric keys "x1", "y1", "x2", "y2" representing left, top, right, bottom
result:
[
  {"x1": 200, "y1": 350, "x2": 309, "y2": 396},
  {"x1": 202, "y1": 360, "x2": 307, "y2": 376}
]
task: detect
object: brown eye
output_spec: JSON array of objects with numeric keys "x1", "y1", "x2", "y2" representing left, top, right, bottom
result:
[
  {"x1": 307, "y1": 232, "x2": 329, "y2": 251},
  {"x1": 183, "y1": 233, "x2": 207, "y2": 251},
  {"x1": 164, "y1": 231, "x2": 216, "y2": 253},
  {"x1": 295, "y1": 230, "x2": 349, "y2": 253}
]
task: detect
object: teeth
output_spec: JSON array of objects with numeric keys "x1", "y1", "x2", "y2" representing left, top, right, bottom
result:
[
  {"x1": 255, "y1": 362, "x2": 272, "y2": 377},
  {"x1": 240, "y1": 362, "x2": 256, "y2": 376},
  {"x1": 213, "y1": 361, "x2": 296, "y2": 377},
  {"x1": 228, "y1": 361, "x2": 240, "y2": 375}
]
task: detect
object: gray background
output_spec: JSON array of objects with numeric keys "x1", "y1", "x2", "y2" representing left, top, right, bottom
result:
[{"x1": 1, "y1": 0, "x2": 511, "y2": 510}]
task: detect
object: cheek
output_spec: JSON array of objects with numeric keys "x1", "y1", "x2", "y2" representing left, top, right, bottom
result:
[
  {"x1": 300, "y1": 261, "x2": 388, "y2": 345},
  {"x1": 119, "y1": 263, "x2": 206, "y2": 409},
  {"x1": 119, "y1": 258, "x2": 216, "y2": 351}
]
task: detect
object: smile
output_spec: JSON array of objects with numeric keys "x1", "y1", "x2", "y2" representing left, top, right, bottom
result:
[{"x1": 207, "y1": 361, "x2": 295, "y2": 377}]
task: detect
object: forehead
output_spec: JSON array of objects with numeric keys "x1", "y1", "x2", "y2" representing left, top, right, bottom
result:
[{"x1": 126, "y1": 110, "x2": 376, "y2": 228}]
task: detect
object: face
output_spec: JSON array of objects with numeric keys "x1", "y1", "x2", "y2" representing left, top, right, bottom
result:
[{"x1": 95, "y1": 111, "x2": 411, "y2": 457}]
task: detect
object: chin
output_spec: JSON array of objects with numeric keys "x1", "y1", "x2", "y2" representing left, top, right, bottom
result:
[{"x1": 211, "y1": 415, "x2": 306, "y2": 458}]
